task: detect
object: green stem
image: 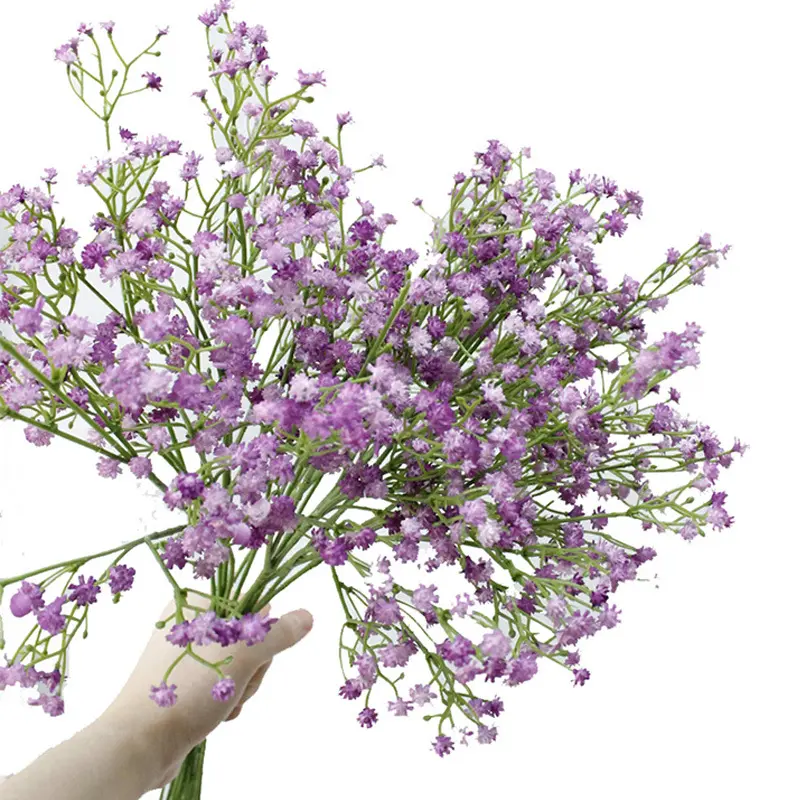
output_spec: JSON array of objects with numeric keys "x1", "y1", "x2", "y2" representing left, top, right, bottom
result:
[{"x1": 0, "y1": 525, "x2": 186, "y2": 587}]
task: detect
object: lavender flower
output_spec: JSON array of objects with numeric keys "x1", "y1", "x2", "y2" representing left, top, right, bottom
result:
[
  {"x1": 357, "y1": 707, "x2": 378, "y2": 728},
  {"x1": 211, "y1": 678, "x2": 236, "y2": 702},
  {"x1": 9, "y1": 582, "x2": 45, "y2": 618},
  {"x1": 108, "y1": 565, "x2": 136, "y2": 594},
  {"x1": 149, "y1": 681, "x2": 178, "y2": 707},
  {"x1": 142, "y1": 72, "x2": 163, "y2": 92},
  {"x1": 68, "y1": 576, "x2": 101, "y2": 606}
]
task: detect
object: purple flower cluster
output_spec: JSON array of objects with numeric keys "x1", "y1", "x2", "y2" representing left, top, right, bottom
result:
[
  {"x1": 0, "y1": 663, "x2": 63, "y2": 716},
  {"x1": 311, "y1": 526, "x2": 376, "y2": 566},
  {"x1": 6, "y1": 568, "x2": 135, "y2": 648},
  {"x1": 161, "y1": 479, "x2": 298, "y2": 577},
  {"x1": 109, "y1": 564, "x2": 136, "y2": 594},
  {"x1": 166, "y1": 611, "x2": 277, "y2": 650}
]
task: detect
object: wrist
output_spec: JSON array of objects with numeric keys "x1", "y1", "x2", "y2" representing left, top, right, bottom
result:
[
  {"x1": 1, "y1": 711, "x2": 171, "y2": 800},
  {"x1": 94, "y1": 704, "x2": 179, "y2": 792}
]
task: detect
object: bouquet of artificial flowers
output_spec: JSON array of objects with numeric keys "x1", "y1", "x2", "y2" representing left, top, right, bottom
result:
[{"x1": 0, "y1": 2, "x2": 746, "y2": 796}]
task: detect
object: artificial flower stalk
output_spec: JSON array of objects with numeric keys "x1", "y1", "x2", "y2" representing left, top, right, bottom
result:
[{"x1": 1, "y1": 1, "x2": 745, "y2": 796}]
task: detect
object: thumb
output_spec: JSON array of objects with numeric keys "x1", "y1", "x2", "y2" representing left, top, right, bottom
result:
[
  {"x1": 264, "y1": 609, "x2": 314, "y2": 657},
  {"x1": 236, "y1": 609, "x2": 313, "y2": 673}
]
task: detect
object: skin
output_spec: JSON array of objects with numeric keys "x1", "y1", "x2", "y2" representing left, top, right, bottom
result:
[{"x1": 0, "y1": 597, "x2": 314, "y2": 799}]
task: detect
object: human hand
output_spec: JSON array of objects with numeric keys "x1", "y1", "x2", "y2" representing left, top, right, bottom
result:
[{"x1": 100, "y1": 595, "x2": 313, "y2": 791}]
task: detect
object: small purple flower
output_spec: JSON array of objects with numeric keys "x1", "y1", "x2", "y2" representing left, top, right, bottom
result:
[
  {"x1": 97, "y1": 456, "x2": 122, "y2": 479},
  {"x1": 239, "y1": 613, "x2": 277, "y2": 645},
  {"x1": 54, "y1": 43, "x2": 78, "y2": 64},
  {"x1": 409, "y1": 683, "x2": 437, "y2": 706},
  {"x1": 211, "y1": 678, "x2": 236, "y2": 702},
  {"x1": 225, "y1": 193, "x2": 247, "y2": 209},
  {"x1": 216, "y1": 618, "x2": 243, "y2": 647},
  {"x1": 706, "y1": 491, "x2": 734, "y2": 530},
  {"x1": 387, "y1": 698, "x2": 413, "y2": 716},
  {"x1": 291, "y1": 119, "x2": 317, "y2": 138},
  {"x1": 198, "y1": 8, "x2": 221, "y2": 26},
  {"x1": 590, "y1": 588, "x2": 609, "y2": 607},
  {"x1": 175, "y1": 472, "x2": 205, "y2": 502},
  {"x1": 437, "y1": 635, "x2": 475, "y2": 667},
  {"x1": 162, "y1": 537, "x2": 187, "y2": 570},
  {"x1": 129, "y1": 456, "x2": 152, "y2": 479},
  {"x1": 14, "y1": 297, "x2": 45, "y2": 335},
  {"x1": 189, "y1": 611, "x2": 225, "y2": 645},
  {"x1": 166, "y1": 621, "x2": 193, "y2": 647},
  {"x1": 180, "y1": 151, "x2": 203, "y2": 182},
  {"x1": 142, "y1": 72, "x2": 163, "y2": 92},
  {"x1": 377, "y1": 641, "x2": 415, "y2": 669},
  {"x1": 506, "y1": 649, "x2": 539, "y2": 686},
  {"x1": 67, "y1": 576, "x2": 101, "y2": 607},
  {"x1": 108, "y1": 565, "x2": 135, "y2": 594},
  {"x1": 412, "y1": 584, "x2": 439, "y2": 615},
  {"x1": 632, "y1": 546, "x2": 658, "y2": 565},
  {"x1": 0, "y1": 664, "x2": 26, "y2": 689},
  {"x1": 357, "y1": 707, "x2": 378, "y2": 728},
  {"x1": 477, "y1": 725, "x2": 497, "y2": 744},
  {"x1": 432, "y1": 734, "x2": 454, "y2": 757},
  {"x1": 366, "y1": 595, "x2": 402, "y2": 625},
  {"x1": 28, "y1": 693, "x2": 65, "y2": 717},
  {"x1": 482, "y1": 657, "x2": 508, "y2": 682},
  {"x1": 351, "y1": 527, "x2": 376, "y2": 550},
  {"x1": 36, "y1": 596, "x2": 68, "y2": 635},
  {"x1": 313, "y1": 534, "x2": 350, "y2": 567},
  {"x1": 338, "y1": 679, "x2": 363, "y2": 700},
  {"x1": 9, "y1": 582, "x2": 45, "y2": 618},
  {"x1": 565, "y1": 650, "x2": 581, "y2": 666},
  {"x1": 150, "y1": 681, "x2": 178, "y2": 707},
  {"x1": 36, "y1": 668, "x2": 62, "y2": 694},
  {"x1": 127, "y1": 207, "x2": 158, "y2": 237},
  {"x1": 572, "y1": 668, "x2": 591, "y2": 687},
  {"x1": 24, "y1": 426, "x2": 53, "y2": 447},
  {"x1": 597, "y1": 604, "x2": 620, "y2": 628},
  {"x1": 297, "y1": 69, "x2": 326, "y2": 86}
]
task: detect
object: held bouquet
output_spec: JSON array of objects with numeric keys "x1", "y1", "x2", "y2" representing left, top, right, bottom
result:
[{"x1": 0, "y1": 2, "x2": 746, "y2": 796}]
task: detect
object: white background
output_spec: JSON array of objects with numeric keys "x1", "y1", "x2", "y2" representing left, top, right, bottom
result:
[{"x1": 1, "y1": 0, "x2": 798, "y2": 797}]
